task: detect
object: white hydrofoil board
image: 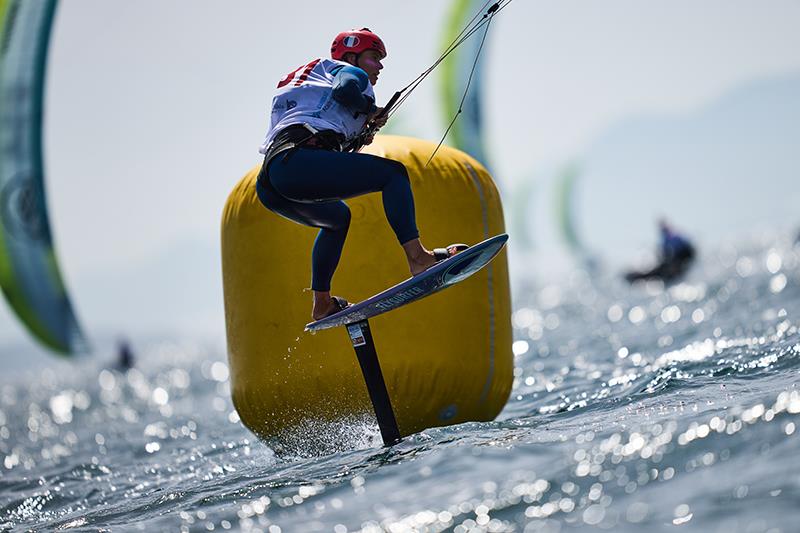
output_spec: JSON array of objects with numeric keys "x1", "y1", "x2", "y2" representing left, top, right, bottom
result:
[{"x1": 305, "y1": 234, "x2": 508, "y2": 331}]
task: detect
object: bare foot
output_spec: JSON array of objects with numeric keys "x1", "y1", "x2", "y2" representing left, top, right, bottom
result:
[
  {"x1": 311, "y1": 291, "x2": 350, "y2": 320},
  {"x1": 402, "y1": 238, "x2": 438, "y2": 276},
  {"x1": 408, "y1": 249, "x2": 437, "y2": 276},
  {"x1": 403, "y1": 239, "x2": 469, "y2": 276},
  {"x1": 312, "y1": 301, "x2": 337, "y2": 320}
]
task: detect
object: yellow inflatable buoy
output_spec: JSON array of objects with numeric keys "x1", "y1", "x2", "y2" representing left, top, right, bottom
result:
[{"x1": 221, "y1": 135, "x2": 512, "y2": 442}]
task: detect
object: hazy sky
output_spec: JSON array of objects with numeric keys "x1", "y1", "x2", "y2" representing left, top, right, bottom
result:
[{"x1": 2, "y1": 0, "x2": 800, "y2": 353}]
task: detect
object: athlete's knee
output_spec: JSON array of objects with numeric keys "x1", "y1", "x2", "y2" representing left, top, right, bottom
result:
[
  {"x1": 334, "y1": 204, "x2": 352, "y2": 232},
  {"x1": 317, "y1": 203, "x2": 351, "y2": 233},
  {"x1": 383, "y1": 159, "x2": 411, "y2": 189},
  {"x1": 388, "y1": 159, "x2": 410, "y2": 180}
]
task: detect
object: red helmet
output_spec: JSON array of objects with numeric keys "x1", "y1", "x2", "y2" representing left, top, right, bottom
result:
[{"x1": 331, "y1": 28, "x2": 387, "y2": 61}]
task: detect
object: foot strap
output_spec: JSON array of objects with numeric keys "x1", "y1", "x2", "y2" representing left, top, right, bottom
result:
[{"x1": 432, "y1": 243, "x2": 468, "y2": 261}]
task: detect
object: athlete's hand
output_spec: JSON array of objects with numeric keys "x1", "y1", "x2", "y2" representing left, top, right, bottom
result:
[
  {"x1": 360, "y1": 107, "x2": 386, "y2": 146},
  {"x1": 362, "y1": 131, "x2": 377, "y2": 146},
  {"x1": 368, "y1": 107, "x2": 388, "y2": 130}
]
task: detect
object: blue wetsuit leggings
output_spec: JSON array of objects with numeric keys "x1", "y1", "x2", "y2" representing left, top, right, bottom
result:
[{"x1": 256, "y1": 148, "x2": 420, "y2": 292}]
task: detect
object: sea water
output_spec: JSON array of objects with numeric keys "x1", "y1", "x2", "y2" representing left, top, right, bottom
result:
[{"x1": 1, "y1": 233, "x2": 799, "y2": 532}]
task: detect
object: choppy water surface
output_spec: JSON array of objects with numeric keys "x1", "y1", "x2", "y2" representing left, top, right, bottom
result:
[{"x1": 2, "y1": 234, "x2": 800, "y2": 532}]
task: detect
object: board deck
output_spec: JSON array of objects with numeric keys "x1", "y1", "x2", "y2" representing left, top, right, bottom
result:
[{"x1": 305, "y1": 234, "x2": 508, "y2": 331}]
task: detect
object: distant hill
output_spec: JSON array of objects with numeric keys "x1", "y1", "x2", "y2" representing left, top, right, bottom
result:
[{"x1": 577, "y1": 71, "x2": 800, "y2": 259}]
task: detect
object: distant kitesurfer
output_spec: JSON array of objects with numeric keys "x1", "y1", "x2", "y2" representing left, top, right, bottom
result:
[
  {"x1": 625, "y1": 219, "x2": 696, "y2": 283},
  {"x1": 256, "y1": 28, "x2": 465, "y2": 320},
  {"x1": 115, "y1": 338, "x2": 134, "y2": 370}
]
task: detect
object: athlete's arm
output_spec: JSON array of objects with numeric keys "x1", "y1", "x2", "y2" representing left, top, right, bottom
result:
[{"x1": 331, "y1": 66, "x2": 377, "y2": 115}]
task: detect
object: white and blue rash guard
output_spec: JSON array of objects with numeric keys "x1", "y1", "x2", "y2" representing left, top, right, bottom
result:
[{"x1": 259, "y1": 58, "x2": 377, "y2": 154}]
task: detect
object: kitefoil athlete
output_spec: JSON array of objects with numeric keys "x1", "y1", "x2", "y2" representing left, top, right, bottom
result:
[
  {"x1": 256, "y1": 28, "x2": 465, "y2": 321},
  {"x1": 625, "y1": 219, "x2": 696, "y2": 283}
]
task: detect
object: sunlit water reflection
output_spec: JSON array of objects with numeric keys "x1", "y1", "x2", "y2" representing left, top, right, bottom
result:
[{"x1": 2, "y1": 234, "x2": 800, "y2": 532}]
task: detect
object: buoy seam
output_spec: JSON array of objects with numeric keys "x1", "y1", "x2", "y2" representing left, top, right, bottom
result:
[{"x1": 464, "y1": 161, "x2": 495, "y2": 405}]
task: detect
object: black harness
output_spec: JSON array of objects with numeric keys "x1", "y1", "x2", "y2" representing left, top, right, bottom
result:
[
  {"x1": 262, "y1": 124, "x2": 346, "y2": 165},
  {"x1": 257, "y1": 124, "x2": 348, "y2": 191}
]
